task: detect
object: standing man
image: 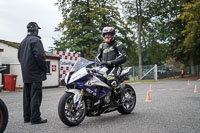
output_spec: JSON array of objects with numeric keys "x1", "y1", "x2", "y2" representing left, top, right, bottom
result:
[
  {"x1": 95, "y1": 27, "x2": 126, "y2": 92},
  {"x1": 18, "y1": 22, "x2": 47, "y2": 124}
]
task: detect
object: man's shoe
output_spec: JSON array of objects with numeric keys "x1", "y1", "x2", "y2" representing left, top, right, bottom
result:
[
  {"x1": 24, "y1": 120, "x2": 30, "y2": 123},
  {"x1": 31, "y1": 118, "x2": 47, "y2": 125}
]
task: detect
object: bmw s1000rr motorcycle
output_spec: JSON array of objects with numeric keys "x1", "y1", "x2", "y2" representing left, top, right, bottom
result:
[{"x1": 58, "y1": 58, "x2": 136, "y2": 126}]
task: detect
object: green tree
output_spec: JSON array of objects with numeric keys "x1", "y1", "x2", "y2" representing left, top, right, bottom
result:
[
  {"x1": 122, "y1": 0, "x2": 190, "y2": 65},
  {"x1": 180, "y1": 0, "x2": 200, "y2": 69},
  {"x1": 122, "y1": 0, "x2": 175, "y2": 78},
  {"x1": 54, "y1": 0, "x2": 133, "y2": 60}
]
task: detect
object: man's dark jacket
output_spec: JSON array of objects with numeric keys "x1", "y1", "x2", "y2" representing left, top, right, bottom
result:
[{"x1": 18, "y1": 33, "x2": 47, "y2": 83}]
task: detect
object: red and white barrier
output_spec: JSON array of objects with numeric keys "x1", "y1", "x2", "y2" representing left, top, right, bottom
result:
[{"x1": 53, "y1": 50, "x2": 81, "y2": 80}]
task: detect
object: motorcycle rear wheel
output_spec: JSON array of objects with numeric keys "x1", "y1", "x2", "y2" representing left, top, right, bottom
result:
[
  {"x1": 117, "y1": 84, "x2": 136, "y2": 114},
  {"x1": 58, "y1": 92, "x2": 86, "y2": 126},
  {"x1": 0, "y1": 98, "x2": 8, "y2": 133}
]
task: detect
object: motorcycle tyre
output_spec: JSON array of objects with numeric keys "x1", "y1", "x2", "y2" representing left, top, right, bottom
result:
[
  {"x1": 117, "y1": 84, "x2": 136, "y2": 114},
  {"x1": 58, "y1": 92, "x2": 86, "y2": 127},
  {"x1": 0, "y1": 99, "x2": 8, "y2": 133}
]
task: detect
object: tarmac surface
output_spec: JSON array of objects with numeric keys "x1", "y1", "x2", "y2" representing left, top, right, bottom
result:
[{"x1": 0, "y1": 80, "x2": 200, "y2": 133}]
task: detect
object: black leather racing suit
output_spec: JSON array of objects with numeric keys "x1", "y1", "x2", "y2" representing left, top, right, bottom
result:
[{"x1": 95, "y1": 40, "x2": 126, "y2": 89}]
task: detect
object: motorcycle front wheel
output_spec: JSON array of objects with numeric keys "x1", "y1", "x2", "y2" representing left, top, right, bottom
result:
[
  {"x1": 118, "y1": 84, "x2": 136, "y2": 114},
  {"x1": 0, "y1": 98, "x2": 8, "y2": 133},
  {"x1": 58, "y1": 92, "x2": 86, "y2": 127}
]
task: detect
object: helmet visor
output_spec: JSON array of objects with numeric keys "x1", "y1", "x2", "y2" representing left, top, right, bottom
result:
[
  {"x1": 103, "y1": 33, "x2": 114, "y2": 43},
  {"x1": 103, "y1": 33, "x2": 112, "y2": 38}
]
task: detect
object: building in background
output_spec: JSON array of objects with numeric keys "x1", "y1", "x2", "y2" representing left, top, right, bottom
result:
[{"x1": 0, "y1": 40, "x2": 60, "y2": 88}]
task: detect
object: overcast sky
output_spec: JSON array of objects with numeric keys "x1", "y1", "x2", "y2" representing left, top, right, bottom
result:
[{"x1": 0, "y1": 0, "x2": 62, "y2": 51}]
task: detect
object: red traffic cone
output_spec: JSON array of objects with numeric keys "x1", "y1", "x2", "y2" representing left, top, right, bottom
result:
[
  {"x1": 145, "y1": 91, "x2": 151, "y2": 102},
  {"x1": 188, "y1": 80, "x2": 190, "y2": 86},
  {"x1": 194, "y1": 85, "x2": 198, "y2": 93},
  {"x1": 150, "y1": 85, "x2": 152, "y2": 91}
]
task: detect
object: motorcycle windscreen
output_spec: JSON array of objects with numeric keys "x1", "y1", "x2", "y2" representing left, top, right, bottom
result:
[{"x1": 68, "y1": 67, "x2": 88, "y2": 84}]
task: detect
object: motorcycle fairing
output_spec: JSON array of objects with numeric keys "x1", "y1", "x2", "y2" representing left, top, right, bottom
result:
[
  {"x1": 69, "y1": 67, "x2": 88, "y2": 84},
  {"x1": 85, "y1": 76, "x2": 111, "y2": 88},
  {"x1": 65, "y1": 89, "x2": 81, "y2": 106},
  {"x1": 76, "y1": 80, "x2": 111, "y2": 99}
]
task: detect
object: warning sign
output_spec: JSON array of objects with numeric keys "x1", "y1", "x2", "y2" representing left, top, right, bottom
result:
[{"x1": 52, "y1": 65, "x2": 57, "y2": 72}]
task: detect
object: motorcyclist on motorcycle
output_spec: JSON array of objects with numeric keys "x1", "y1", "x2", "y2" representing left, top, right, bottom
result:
[{"x1": 95, "y1": 27, "x2": 126, "y2": 92}]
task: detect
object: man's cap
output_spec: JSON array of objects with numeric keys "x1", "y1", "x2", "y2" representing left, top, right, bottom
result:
[{"x1": 27, "y1": 22, "x2": 41, "y2": 29}]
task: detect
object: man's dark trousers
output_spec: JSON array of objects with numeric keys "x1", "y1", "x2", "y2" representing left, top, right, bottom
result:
[{"x1": 23, "y1": 82, "x2": 42, "y2": 122}]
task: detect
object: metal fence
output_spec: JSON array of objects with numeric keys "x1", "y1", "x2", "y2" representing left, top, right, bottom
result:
[{"x1": 128, "y1": 64, "x2": 200, "y2": 80}]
